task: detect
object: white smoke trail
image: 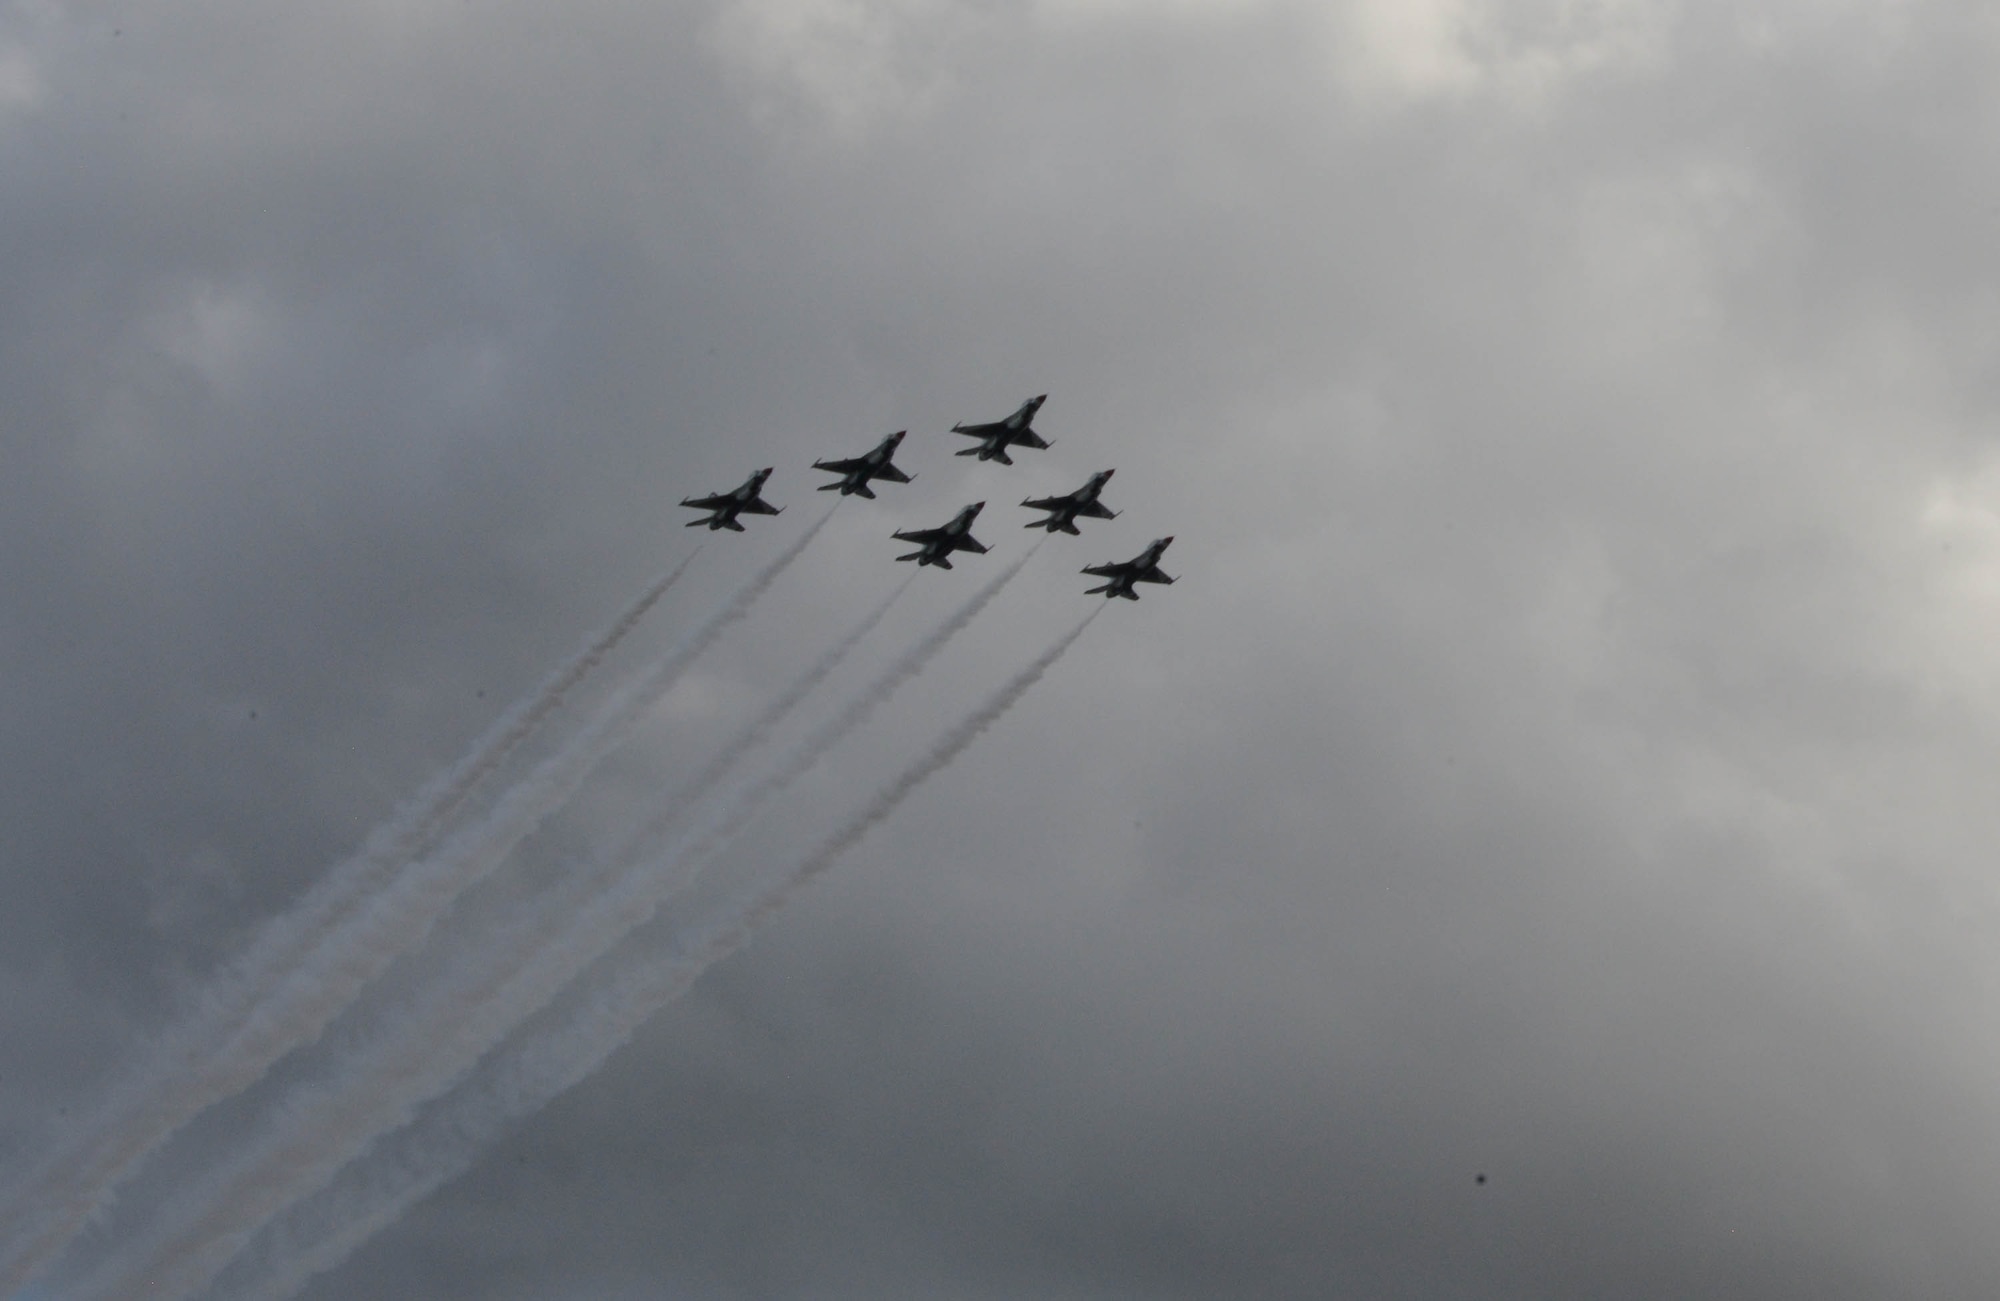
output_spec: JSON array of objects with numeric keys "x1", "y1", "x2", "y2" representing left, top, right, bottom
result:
[
  {"x1": 626, "y1": 545, "x2": 1039, "y2": 877},
  {"x1": 0, "y1": 552, "x2": 697, "y2": 1295},
  {"x1": 209, "y1": 607, "x2": 1101, "y2": 1301},
  {"x1": 604, "y1": 573, "x2": 915, "y2": 871},
  {"x1": 78, "y1": 539, "x2": 1009, "y2": 1301}
]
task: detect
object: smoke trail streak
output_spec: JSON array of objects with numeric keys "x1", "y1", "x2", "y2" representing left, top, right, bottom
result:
[
  {"x1": 0, "y1": 552, "x2": 697, "y2": 1295},
  {"x1": 634, "y1": 545, "x2": 1038, "y2": 877},
  {"x1": 604, "y1": 574, "x2": 915, "y2": 871},
  {"x1": 209, "y1": 608, "x2": 1101, "y2": 1301},
  {"x1": 68, "y1": 511, "x2": 831, "y2": 1301},
  {"x1": 84, "y1": 551, "x2": 1027, "y2": 1301}
]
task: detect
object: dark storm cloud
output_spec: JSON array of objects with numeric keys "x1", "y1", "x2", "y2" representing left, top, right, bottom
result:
[{"x1": 9, "y1": 0, "x2": 2000, "y2": 1296}]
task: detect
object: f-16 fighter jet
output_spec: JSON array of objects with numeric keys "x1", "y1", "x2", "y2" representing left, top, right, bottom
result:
[
  {"x1": 950, "y1": 395, "x2": 1050, "y2": 465},
  {"x1": 812, "y1": 431, "x2": 913, "y2": 498},
  {"x1": 1083, "y1": 537, "x2": 1176, "y2": 600},
  {"x1": 680, "y1": 468, "x2": 782, "y2": 531},
  {"x1": 1023, "y1": 470, "x2": 1120, "y2": 534},
  {"x1": 893, "y1": 502, "x2": 988, "y2": 568}
]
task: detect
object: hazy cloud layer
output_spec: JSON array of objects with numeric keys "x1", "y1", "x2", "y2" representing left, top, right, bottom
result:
[{"x1": 8, "y1": 0, "x2": 2000, "y2": 1295}]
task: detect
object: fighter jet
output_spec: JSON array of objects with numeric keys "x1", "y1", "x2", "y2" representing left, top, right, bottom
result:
[
  {"x1": 680, "y1": 468, "x2": 782, "y2": 531},
  {"x1": 1023, "y1": 470, "x2": 1119, "y2": 535},
  {"x1": 812, "y1": 431, "x2": 913, "y2": 498},
  {"x1": 893, "y1": 502, "x2": 988, "y2": 568},
  {"x1": 950, "y1": 395, "x2": 1050, "y2": 465},
  {"x1": 1082, "y1": 537, "x2": 1175, "y2": 600}
]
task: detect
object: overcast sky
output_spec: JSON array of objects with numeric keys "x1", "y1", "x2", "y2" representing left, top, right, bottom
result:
[{"x1": 9, "y1": 0, "x2": 2000, "y2": 1296}]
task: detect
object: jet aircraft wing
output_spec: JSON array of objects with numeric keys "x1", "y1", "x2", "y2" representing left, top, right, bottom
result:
[
  {"x1": 1024, "y1": 493, "x2": 1116, "y2": 517},
  {"x1": 891, "y1": 527, "x2": 989, "y2": 554},
  {"x1": 1082, "y1": 538, "x2": 1176, "y2": 598}
]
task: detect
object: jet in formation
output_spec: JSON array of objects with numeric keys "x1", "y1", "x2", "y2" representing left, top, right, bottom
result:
[
  {"x1": 893, "y1": 502, "x2": 988, "y2": 568},
  {"x1": 680, "y1": 468, "x2": 783, "y2": 531},
  {"x1": 1023, "y1": 469, "x2": 1119, "y2": 535},
  {"x1": 950, "y1": 395, "x2": 1051, "y2": 466},
  {"x1": 1083, "y1": 537, "x2": 1175, "y2": 600},
  {"x1": 812, "y1": 431, "x2": 913, "y2": 498}
]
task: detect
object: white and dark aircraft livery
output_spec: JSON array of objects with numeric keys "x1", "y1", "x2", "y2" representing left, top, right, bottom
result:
[
  {"x1": 893, "y1": 502, "x2": 989, "y2": 568},
  {"x1": 950, "y1": 395, "x2": 1051, "y2": 465},
  {"x1": 1023, "y1": 469, "x2": 1119, "y2": 534},
  {"x1": 812, "y1": 431, "x2": 913, "y2": 498},
  {"x1": 1082, "y1": 537, "x2": 1175, "y2": 599},
  {"x1": 680, "y1": 467, "x2": 783, "y2": 531}
]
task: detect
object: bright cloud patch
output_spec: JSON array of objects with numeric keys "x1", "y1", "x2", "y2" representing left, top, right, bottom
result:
[
  {"x1": 0, "y1": 40, "x2": 43, "y2": 115},
  {"x1": 1330, "y1": 0, "x2": 1669, "y2": 108},
  {"x1": 706, "y1": 0, "x2": 970, "y2": 138}
]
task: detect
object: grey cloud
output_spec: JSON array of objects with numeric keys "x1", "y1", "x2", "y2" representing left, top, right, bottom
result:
[{"x1": 10, "y1": 0, "x2": 2000, "y2": 1296}]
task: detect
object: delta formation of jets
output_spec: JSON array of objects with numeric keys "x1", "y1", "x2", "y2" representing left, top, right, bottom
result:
[{"x1": 678, "y1": 395, "x2": 1177, "y2": 600}]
